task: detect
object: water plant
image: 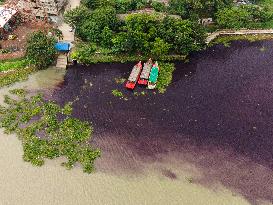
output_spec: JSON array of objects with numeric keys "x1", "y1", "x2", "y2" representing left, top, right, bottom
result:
[
  {"x1": 0, "y1": 67, "x2": 35, "y2": 88},
  {"x1": 157, "y1": 62, "x2": 175, "y2": 93},
  {"x1": 0, "y1": 89, "x2": 100, "y2": 173},
  {"x1": 112, "y1": 89, "x2": 124, "y2": 98},
  {"x1": 114, "y1": 77, "x2": 126, "y2": 84}
]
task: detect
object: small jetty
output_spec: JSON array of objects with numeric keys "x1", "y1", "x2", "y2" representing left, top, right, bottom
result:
[
  {"x1": 148, "y1": 61, "x2": 160, "y2": 89},
  {"x1": 125, "y1": 61, "x2": 142, "y2": 89},
  {"x1": 138, "y1": 58, "x2": 153, "y2": 85}
]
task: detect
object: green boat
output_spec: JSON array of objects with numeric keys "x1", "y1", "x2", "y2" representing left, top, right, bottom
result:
[{"x1": 148, "y1": 61, "x2": 160, "y2": 89}]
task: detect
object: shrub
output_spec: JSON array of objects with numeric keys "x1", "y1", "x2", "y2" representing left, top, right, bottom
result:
[
  {"x1": 151, "y1": 37, "x2": 171, "y2": 57},
  {"x1": 26, "y1": 31, "x2": 56, "y2": 69},
  {"x1": 151, "y1": 1, "x2": 166, "y2": 12}
]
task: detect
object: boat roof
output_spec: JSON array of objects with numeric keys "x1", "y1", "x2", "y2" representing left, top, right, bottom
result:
[
  {"x1": 55, "y1": 42, "x2": 70, "y2": 52},
  {"x1": 128, "y1": 64, "x2": 141, "y2": 82},
  {"x1": 0, "y1": 6, "x2": 17, "y2": 28},
  {"x1": 149, "y1": 66, "x2": 159, "y2": 83},
  {"x1": 140, "y1": 61, "x2": 152, "y2": 79}
]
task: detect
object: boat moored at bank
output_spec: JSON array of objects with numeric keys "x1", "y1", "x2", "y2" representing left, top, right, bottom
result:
[
  {"x1": 148, "y1": 61, "x2": 160, "y2": 89},
  {"x1": 125, "y1": 61, "x2": 142, "y2": 89},
  {"x1": 138, "y1": 58, "x2": 153, "y2": 85}
]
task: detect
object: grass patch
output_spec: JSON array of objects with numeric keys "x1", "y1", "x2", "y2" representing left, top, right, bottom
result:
[
  {"x1": 112, "y1": 89, "x2": 124, "y2": 97},
  {"x1": 157, "y1": 62, "x2": 175, "y2": 93},
  {"x1": 0, "y1": 89, "x2": 100, "y2": 173},
  {"x1": 209, "y1": 34, "x2": 273, "y2": 47},
  {"x1": 0, "y1": 58, "x2": 29, "y2": 72}
]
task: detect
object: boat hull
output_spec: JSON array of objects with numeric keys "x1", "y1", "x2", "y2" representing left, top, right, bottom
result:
[
  {"x1": 126, "y1": 81, "x2": 136, "y2": 89},
  {"x1": 138, "y1": 79, "x2": 148, "y2": 85},
  {"x1": 125, "y1": 61, "x2": 142, "y2": 90}
]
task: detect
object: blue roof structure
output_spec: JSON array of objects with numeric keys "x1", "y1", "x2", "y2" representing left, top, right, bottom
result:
[{"x1": 55, "y1": 42, "x2": 70, "y2": 52}]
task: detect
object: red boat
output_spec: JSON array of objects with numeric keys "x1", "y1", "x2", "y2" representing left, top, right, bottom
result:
[
  {"x1": 138, "y1": 58, "x2": 153, "y2": 85},
  {"x1": 125, "y1": 61, "x2": 142, "y2": 89}
]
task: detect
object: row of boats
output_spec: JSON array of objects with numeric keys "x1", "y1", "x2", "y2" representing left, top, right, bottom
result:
[{"x1": 125, "y1": 59, "x2": 160, "y2": 90}]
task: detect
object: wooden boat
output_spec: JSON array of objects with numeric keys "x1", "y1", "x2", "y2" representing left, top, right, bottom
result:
[
  {"x1": 138, "y1": 58, "x2": 153, "y2": 85},
  {"x1": 148, "y1": 61, "x2": 160, "y2": 89},
  {"x1": 125, "y1": 61, "x2": 142, "y2": 89}
]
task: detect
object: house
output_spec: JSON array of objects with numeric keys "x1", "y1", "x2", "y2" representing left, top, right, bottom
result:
[
  {"x1": 0, "y1": 6, "x2": 18, "y2": 39},
  {"x1": 17, "y1": 0, "x2": 66, "y2": 18}
]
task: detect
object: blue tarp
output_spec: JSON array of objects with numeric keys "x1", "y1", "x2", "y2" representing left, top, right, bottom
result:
[{"x1": 55, "y1": 42, "x2": 70, "y2": 52}]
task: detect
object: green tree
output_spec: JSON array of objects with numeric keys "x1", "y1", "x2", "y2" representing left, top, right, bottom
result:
[
  {"x1": 64, "y1": 6, "x2": 91, "y2": 28},
  {"x1": 215, "y1": 5, "x2": 268, "y2": 29},
  {"x1": 26, "y1": 31, "x2": 56, "y2": 69},
  {"x1": 78, "y1": 6, "x2": 118, "y2": 42}
]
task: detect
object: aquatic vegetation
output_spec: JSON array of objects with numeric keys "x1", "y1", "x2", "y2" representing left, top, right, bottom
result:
[
  {"x1": 260, "y1": 46, "x2": 267, "y2": 52},
  {"x1": 114, "y1": 77, "x2": 126, "y2": 84},
  {"x1": 157, "y1": 62, "x2": 175, "y2": 93},
  {"x1": 0, "y1": 89, "x2": 100, "y2": 173},
  {"x1": 112, "y1": 89, "x2": 124, "y2": 98},
  {"x1": 0, "y1": 67, "x2": 35, "y2": 88}
]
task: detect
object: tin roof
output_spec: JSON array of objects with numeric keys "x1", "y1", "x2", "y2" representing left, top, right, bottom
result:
[
  {"x1": 0, "y1": 6, "x2": 17, "y2": 28},
  {"x1": 55, "y1": 42, "x2": 70, "y2": 51}
]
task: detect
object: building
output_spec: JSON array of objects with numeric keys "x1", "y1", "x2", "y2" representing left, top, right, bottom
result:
[
  {"x1": 17, "y1": 0, "x2": 66, "y2": 18},
  {"x1": 0, "y1": 6, "x2": 18, "y2": 39}
]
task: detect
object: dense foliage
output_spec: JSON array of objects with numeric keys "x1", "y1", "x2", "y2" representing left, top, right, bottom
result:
[
  {"x1": 157, "y1": 62, "x2": 175, "y2": 93},
  {"x1": 168, "y1": 0, "x2": 233, "y2": 18},
  {"x1": 216, "y1": 5, "x2": 271, "y2": 29},
  {"x1": 65, "y1": 7, "x2": 206, "y2": 59},
  {"x1": 26, "y1": 31, "x2": 57, "y2": 69},
  {"x1": 0, "y1": 90, "x2": 100, "y2": 173}
]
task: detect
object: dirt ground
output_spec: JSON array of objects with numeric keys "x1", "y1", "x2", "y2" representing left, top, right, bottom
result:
[{"x1": 0, "y1": 21, "x2": 52, "y2": 60}]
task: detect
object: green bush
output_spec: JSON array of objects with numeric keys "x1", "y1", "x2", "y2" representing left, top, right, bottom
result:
[
  {"x1": 71, "y1": 43, "x2": 97, "y2": 63},
  {"x1": 151, "y1": 1, "x2": 166, "y2": 12},
  {"x1": 26, "y1": 31, "x2": 56, "y2": 69},
  {"x1": 151, "y1": 37, "x2": 171, "y2": 57},
  {"x1": 157, "y1": 62, "x2": 175, "y2": 93}
]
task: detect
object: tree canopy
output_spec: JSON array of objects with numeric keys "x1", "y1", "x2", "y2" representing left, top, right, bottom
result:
[{"x1": 26, "y1": 31, "x2": 56, "y2": 69}]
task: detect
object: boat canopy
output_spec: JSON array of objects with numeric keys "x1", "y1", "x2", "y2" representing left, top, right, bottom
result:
[
  {"x1": 55, "y1": 42, "x2": 70, "y2": 52},
  {"x1": 149, "y1": 66, "x2": 159, "y2": 83}
]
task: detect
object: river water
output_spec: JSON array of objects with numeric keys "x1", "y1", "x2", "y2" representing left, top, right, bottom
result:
[{"x1": 1, "y1": 41, "x2": 273, "y2": 205}]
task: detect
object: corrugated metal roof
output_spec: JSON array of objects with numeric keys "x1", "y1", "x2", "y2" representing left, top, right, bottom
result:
[{"x1": 0, "y1": 7, "x2": 17, "y2": 28}]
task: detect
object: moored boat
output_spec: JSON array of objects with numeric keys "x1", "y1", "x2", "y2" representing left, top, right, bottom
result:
[
  {"x1": 138, "y1": 58, "x2": 153, "y2": 85},
  {"x1": 148, "y1": 61, "x2": 160, "y2": 89},
  {"x1": 125, "y1": 61, "x2": 142, "y2": 89}
]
